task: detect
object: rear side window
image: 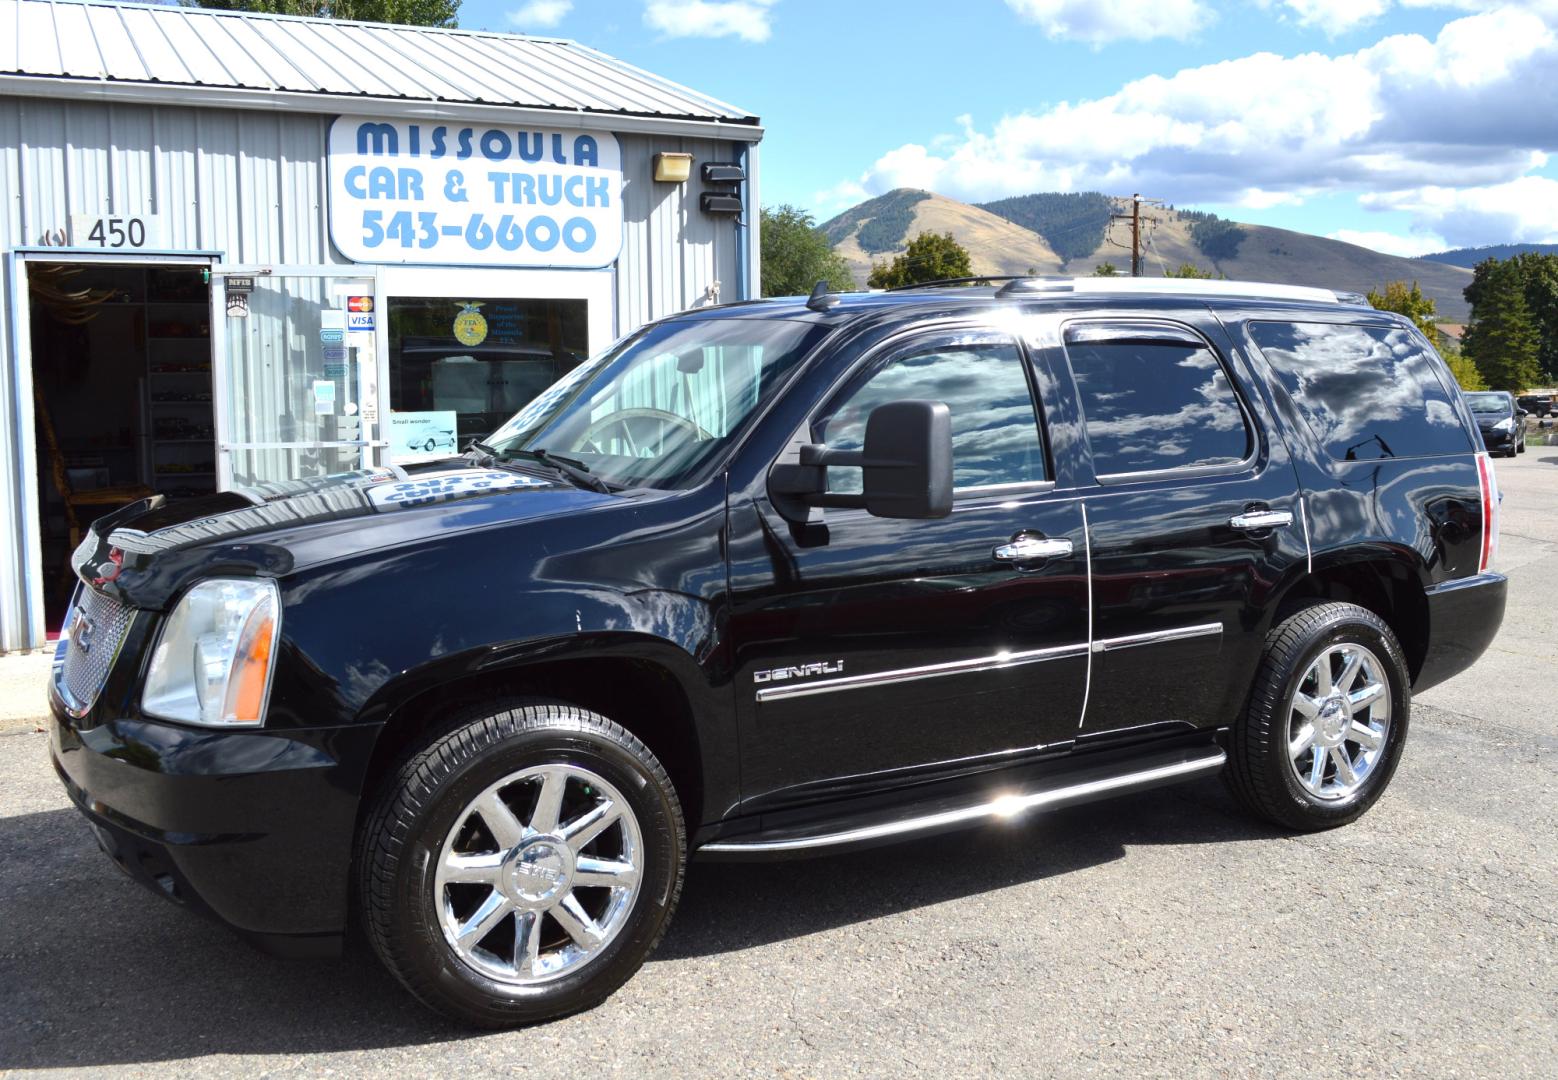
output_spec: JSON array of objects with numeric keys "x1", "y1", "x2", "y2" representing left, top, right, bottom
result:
[
  {"x1": 1064, "y1": 327, "x2": 1251, "y2": 476},
  {"x1": 817, "y1": 333, "x2": 1047, "y2": 492},
  {"x1": 1248, "y1": 322, "x2": 1471, "y2": 461}
]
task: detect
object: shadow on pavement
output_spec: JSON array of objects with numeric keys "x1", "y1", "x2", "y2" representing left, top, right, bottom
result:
[{"x1": 0, "y1": 776, "x2": 1277, "y2": 1068}]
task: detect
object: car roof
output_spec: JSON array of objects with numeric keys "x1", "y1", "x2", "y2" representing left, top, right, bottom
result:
[{"x1": 677, "y1": 277, "x2": 1383, "y2": 327}]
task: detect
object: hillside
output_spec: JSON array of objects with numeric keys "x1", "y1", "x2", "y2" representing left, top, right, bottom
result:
[
  {"x1": 1420, "y1": 243, "x2": 1558, "y2": 268},
  {"x1": 821, "y1": 189, "x2": 1474, "y2": 319},
  {"x1": 821, "y1": 190, "x2": 1065, "y2": 284}
]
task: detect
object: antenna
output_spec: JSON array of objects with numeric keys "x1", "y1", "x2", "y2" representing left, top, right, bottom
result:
[{"x1": 806, "y1": 280, "x2": 841, "y2": 312}]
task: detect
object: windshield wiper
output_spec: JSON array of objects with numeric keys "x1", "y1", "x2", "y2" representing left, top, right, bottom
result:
[{"x1": 468, "y1": 441, "x2": 613, "y2": 493}]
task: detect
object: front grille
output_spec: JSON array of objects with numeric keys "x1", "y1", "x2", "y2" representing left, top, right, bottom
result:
[{"x1": 56, "y1": 587, "x2": 135, "y2": 716}]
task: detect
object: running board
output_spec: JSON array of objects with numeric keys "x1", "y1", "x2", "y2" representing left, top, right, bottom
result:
[{"x1": 696, "y1": 746, "x2": 1226, "y2": 859}]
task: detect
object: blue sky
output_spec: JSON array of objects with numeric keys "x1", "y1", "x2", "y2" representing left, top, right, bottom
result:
[{"x1": 460, "y1": 1, "x2": 1558, "y2": 256}]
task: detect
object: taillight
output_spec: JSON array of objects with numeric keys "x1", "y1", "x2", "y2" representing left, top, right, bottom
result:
[{"x1": 1476, "y1": 451, "x2": 1500, "y2": 572}]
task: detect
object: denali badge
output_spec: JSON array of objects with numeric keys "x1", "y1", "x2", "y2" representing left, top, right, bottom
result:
[{"x1": 754, "y1": 660, "x2": 844, "y2": 684}]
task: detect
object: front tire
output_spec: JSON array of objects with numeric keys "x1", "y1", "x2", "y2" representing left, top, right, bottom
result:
[
  {"x1": 1225, "y1": 603, "x2": 1410, "y2": 831},
  {"x1": 359, "y1": 702, "x2": 686, "y2": 1027}
]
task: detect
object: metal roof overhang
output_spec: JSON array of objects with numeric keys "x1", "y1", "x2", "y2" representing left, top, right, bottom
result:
[{"x1": 0, "y1": 75, "x2": 765, "y2": 143}]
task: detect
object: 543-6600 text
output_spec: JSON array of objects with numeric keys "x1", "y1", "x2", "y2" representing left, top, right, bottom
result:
[{"x1": 360, "y1": 210, "x2": 596, "y2": 255}]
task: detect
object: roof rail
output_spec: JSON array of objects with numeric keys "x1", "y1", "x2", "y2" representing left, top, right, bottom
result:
[
  {"x1": 990, "y1": 276, "x2": 1353, "y2": 305},
  {"x1": 885, "y1": 276, "x2": 1031, "y2": 291}
]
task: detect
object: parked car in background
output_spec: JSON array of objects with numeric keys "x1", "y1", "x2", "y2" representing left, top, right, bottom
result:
[
  {"x1": 1516, "y1": 394, "x2": 1552, "y2": 418},
  {"x1": 1466, "y1": 391, "x2": 1527, "y2": 456},
  {"x1": 51, "y1": 276, "x2": 1507, "y2": 1027}
]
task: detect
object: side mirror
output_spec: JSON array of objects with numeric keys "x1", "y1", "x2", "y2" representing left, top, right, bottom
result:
[{"x1": 770, "y1": 400, "x2": 953, "y2": 521}]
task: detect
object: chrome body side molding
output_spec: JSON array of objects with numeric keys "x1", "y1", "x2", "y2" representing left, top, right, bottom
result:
[
  {"x1": 697, "y1": 748, "x2": 1227, "y2": 855},
  {"x1": 753, "y1": 642, "x2": 1090, "y2": 703},
  {"x1": 1091, "y1": 622, "x2": 1223, "y2": 654}
]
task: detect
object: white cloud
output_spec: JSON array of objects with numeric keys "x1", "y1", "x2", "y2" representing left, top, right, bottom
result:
[
  {"x1": 1269, "y1": 1, "x2": 1558, "y2": 37},
  {"x1": 507, "y1": 0, "x2": 572, "y2": 30},
  {"x1": 1280, "y1": 0, "x2": 1394, "y2": 36},
  {"x1": 837, "y1": 5, "x2": 1558, "y2": 244},
  {"x1": 1327, "y1": 228, "x2": 1450, "y2": 257},
  {"x1": 811, "y1": 178, "x2": 869, "y2": 215},
  {"x1": 643, "y1": 0, "x2": 778, "y2": 42},
  {"x1": 1362, "y1": 176, "x2": 1558, "y2": 246},
  {"x1": 1003, "y1": 0, "x2": 1214, "y2": 45}
]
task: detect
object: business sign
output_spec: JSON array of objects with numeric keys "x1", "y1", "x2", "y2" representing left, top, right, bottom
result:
[{"x1": 327, "y1": 116, "x2": 623, "y2": 269}]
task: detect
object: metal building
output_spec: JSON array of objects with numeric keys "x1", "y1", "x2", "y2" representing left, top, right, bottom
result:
[{"x1": 0, "y1": 0, "x2": 762, "y2": 651}]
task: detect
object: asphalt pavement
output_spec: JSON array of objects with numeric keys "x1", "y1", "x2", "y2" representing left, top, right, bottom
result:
[{"x1": 1, "y1": 450, "x2": 1554, "y2": 1078}]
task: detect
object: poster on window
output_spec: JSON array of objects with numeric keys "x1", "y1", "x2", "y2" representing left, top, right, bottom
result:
[{"x1": 390, "y1": 410, "x2": 460, "y2": 462}]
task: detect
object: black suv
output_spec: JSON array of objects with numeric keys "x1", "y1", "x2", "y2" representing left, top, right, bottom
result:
[
  {"x1": 51, "y1": 278, "x2": 1507, "y2": 1027},
  {"x1": 1516, "y1": 393, "x2": 1552, "y2": 418}
]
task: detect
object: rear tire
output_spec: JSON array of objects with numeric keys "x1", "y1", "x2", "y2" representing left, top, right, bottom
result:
[
  {"x1": 1225, "y1": 603, "x2": 1410, "y2": 831},
  {"x1": 359, "y1": 701, "x2": 686, "y2": 1027}
]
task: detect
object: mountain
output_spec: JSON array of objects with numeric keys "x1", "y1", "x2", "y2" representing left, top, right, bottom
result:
[
  {"x1": 821, "y1": 190, "x2": 1065, "y2": 284},
  {"x1": 1419, "y1": 244, "x2": 1558, "y2": 268},
  {"x1": 821, "y1": 188, "x2": 1474, "y2": 320}
]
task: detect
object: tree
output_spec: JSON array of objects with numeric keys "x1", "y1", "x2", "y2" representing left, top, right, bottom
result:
[
  {"x1": 1163, "y1": 262, "x2": 1215, "y2": 279},
  {"x1": 1465, "y1": 252, "x2": 1558, "y2": 385},
  {"x1": 760, "y1": 205, "x2": 858, "y2": 297},
  {"x1": 1439, "y1": 342, "x2": 1487, "y2": 391},
  {"x1": 867, "y1": 231, "x2": 972, "y2": 289},
  {"x1": 1463, "y1": 258, "x2": 1543, "y2": 392},
  {"x1": 1368, "y1": 280, "x2": 1442, "y2": 347},
  {"x1": 1092, "y1": 262, "x2": 1121, "y2": 276},
  {"x1": 186, "y1": 0, "x2": 459, "y2": 27},
  {"x1": 1510, "y1": 252, "x2": 1558, "y2": 383}
]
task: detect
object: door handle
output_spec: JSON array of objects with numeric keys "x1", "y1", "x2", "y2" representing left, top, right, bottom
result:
[
  {"x1": 1229, "y1": 509, "x2": 1294, "y2": 530},
  {"x1": 994, "y1": 536, "x2": 1073, "y2": 561}
]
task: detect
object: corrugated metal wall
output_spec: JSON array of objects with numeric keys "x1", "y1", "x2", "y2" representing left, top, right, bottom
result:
[{"x1": 0, "y1": 95, "x2": 752, "y2": 650}]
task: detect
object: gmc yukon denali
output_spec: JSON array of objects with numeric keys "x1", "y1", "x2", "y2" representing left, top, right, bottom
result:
[{"x1": 50, "y1": 277, "x2": 1508, "y2": 1026}]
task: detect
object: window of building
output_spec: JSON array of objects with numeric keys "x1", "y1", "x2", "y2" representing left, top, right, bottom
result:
[
  {"x1": 387, "y1": 297, "x2": 589, "y2": 460},
  {"x1": 816, "y1": 334, "x2": 1047, "y2": 492},
  {"x1": 1065, "y1": 328, "x2": 1251, "y2": 476},
  {"x1": 1248, "y1": 321, "x2": 1472, "y2": 461}
]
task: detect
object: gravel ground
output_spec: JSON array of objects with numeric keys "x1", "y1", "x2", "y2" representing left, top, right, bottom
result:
[{"x1": 1, "y1": 451, "x2": 1554, "y2": 1078}]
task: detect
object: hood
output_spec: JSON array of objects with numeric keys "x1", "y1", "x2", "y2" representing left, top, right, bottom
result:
[
  {"x1": 74, "y1": 462, "x2": 619, "y2": 610},
  {"x1": 1473, "y1": 413, "x2": 1510, "y2": 429}
]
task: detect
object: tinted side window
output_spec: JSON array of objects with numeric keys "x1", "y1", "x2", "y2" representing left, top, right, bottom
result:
[
  {"x1": 1065, "y1": 330, "x2": 1251, "y2": 476},
  {"x1": 818, "y1": 335, "x2": 1047, "y2": 492},
  {"x1": 1248, "y1": 322, "x2": 1471, "y2": 461}
]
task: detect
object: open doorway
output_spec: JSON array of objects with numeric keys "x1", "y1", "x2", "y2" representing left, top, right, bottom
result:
[{"x1": 28, "y1": 262, "x2": 213, "y2": 632}]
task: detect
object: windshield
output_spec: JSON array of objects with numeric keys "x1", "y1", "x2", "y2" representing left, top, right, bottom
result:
[
  {"x1": 484, "y1": 317, "x2": 830, "y2": 488},
  {"x1": 1465, "y1": 393, "x2": 1510, "y2": 414}
]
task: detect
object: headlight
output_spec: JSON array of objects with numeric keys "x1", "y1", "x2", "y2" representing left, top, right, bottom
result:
[
  {"x1": 142, "y1": 579, "x2": 280, "y2": 727},
  {"x1": 1493, "y1": 417, "x2": 1515, "y2": 432}
]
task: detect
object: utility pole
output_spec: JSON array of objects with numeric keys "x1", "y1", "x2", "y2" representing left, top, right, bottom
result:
[
  {"x1": 1131, "y1": 194, "x2": 1142, "y2": 277},
  {"x1": 1109, "y1": 193, "x2": 1162, "y2": 277},
  {"x1": 1110, "y1": 194, "x2": 1144, "y2": 277}
]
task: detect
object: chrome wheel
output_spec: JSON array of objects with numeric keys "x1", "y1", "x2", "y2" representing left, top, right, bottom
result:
[
  {"x1": 434, "y1": 764, "x2": 642, "y2": 986},
  {"x1": 1286, "y1": 642, "x2": 1391, "y2": 801}
]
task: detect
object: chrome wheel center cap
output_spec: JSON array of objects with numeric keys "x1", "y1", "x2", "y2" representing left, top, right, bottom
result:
[
  {"x1": 1316, "y1": 695, "x2": 1349, "y2": 746},
  {"x1": 506, "y1": 840, "x2": 573, "y2": 907}
]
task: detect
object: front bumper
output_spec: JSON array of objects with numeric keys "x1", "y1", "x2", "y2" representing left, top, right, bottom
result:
[
  {"x1": 1479, "y1": 427, "x2": 1516, "y2": 451},
  {"x1": 1415, "y1": 572, "x2": 1508, "y2": 693},
  {"x1": 51, "y1": 693, "x2": 381, "y2": 956}
]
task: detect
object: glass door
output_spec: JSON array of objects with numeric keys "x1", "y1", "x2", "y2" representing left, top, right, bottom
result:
[{"x1": 211, "y1": 267, "x2": 382, "y2": 490}]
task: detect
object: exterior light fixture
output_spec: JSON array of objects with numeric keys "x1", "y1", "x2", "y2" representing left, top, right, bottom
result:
[
  {"x1": 701, "y1": 162, "x2": 745, "y2": 183},
  {"x1": 700, "y1": 192, "x2": 743, "y2": 214},
  {"x1": 653, "y1": 152, "x2": 693, "y2": 183}
]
